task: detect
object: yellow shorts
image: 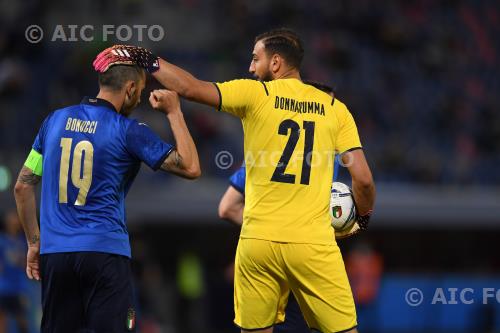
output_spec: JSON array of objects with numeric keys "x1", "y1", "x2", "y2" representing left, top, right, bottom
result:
[{"x1": 234, "y1": 238, "x2": 357, "y2": 332}]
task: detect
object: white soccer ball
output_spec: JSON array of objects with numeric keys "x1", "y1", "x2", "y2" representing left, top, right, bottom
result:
[{"x1": 330, "y1": 182, "x2": 356, "y2": 231}]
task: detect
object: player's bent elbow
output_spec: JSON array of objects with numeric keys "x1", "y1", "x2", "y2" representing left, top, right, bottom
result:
[
  {"x1": 362, "y1": 177, "x2": 375, "y2": 190},
  {"x1": 218, "y1": 207, "x2": 242, "y2": 226},
  {"x1": 353, "y1": 172, "x2": 374, "y2": 189},
  {"x1": 218, "y1": 206, "x2": 227, "y2": 220},
  {"x1": 218, "y1": 202, "x2": 231, "y2": 220},
  {"x1": 14, "y1": 181, "x2": 31, "y2": 198},
  {"x1": 183, "y1": 166, "x2": 201, "y2": 180}
]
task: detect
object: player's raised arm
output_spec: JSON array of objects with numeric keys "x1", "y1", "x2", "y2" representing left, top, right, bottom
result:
[
  {"x1": 149, "y1": 89, "x2": 201, "y2": 179},
  {"x1": 93, "y1": 46, "x2": 220, "y2": 108},
  {"x1": 13, "y1": 164, "x2": 41, "y2": 281},
  {"x1": 153, "y1": 58, "x2": 220, "y2": 108}
]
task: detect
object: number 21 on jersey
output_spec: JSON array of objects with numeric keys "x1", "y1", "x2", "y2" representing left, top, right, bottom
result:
[
  {"x1": 59, "y1": 137, "x2": 94, "y2": 206},
  {"x1": 271, "y1": 119, "x2": 315, "y2": 185}
]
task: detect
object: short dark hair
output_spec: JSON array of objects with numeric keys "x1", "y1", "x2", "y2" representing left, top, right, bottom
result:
[
  {"x1": 98, "y1": 65, "x2": 144, "y2": 91},
  {"x1": 303, "y1": 80, "x2": 334, "y2": 95},
  {"x1": 255, "y1": 28, "x2": 304, "y2": 69}
]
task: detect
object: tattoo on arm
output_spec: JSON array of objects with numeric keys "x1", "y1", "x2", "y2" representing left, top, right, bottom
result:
[
  {"x1": 174, "y1": 151, "x2": 182, "y2": 168},
  {"x1": 17, "y1": 166, "x2": 41, "y2": 185},
  {"x1": 29, "y1": 234, "x2": 40, "y2": 246},
  {"x1": 161, "y1": 150, "x2": 183, "y2": 171}
]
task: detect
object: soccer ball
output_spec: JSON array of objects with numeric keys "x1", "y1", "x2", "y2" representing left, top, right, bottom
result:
[{"x1": 330, "y1": 182, "x2": 356, "y2": 231}]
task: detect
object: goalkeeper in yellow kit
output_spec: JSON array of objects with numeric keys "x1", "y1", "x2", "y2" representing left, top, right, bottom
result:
[{"x1": 94, "y1": 28, "x2": 375, "y2": 333}]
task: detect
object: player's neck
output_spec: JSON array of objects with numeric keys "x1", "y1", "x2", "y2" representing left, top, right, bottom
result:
[
  {"x1": 273, "y1": 69, "x2": 301, "y2": 81},
  {"x1": 96, "y1": 90, "x2": 123, "y2": 114}
]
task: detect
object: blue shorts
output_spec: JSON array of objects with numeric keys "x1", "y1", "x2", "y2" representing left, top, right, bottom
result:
[{"x1": 40, "y1": 252, "x2": 136, "y2": 333}]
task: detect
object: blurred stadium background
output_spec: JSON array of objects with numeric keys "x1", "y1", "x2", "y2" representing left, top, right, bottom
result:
[{"x1": 0, "y1": 0, "x2": 499, "y2": 332}]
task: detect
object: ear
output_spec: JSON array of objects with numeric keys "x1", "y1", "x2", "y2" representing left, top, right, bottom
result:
[
  {"x1": 125, "y1": 80, "x2": 136, "y2": 98},
  {"x1": 270, "y1": 54, "x2": 281, "y2": 74}
]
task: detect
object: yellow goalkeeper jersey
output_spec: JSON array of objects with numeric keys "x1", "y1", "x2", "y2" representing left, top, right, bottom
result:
[{"x1": 215, "y1": 78, "x2": 362, "y2": 244}]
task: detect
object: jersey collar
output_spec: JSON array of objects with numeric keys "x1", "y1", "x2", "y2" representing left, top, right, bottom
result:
[{"x1": 81, "y1": 97, "x2": 118, "y2": 113}]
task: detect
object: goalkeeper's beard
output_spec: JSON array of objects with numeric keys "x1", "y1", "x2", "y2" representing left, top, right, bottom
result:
[{"x1": 254, "y1": 69, "x2": 273, "y2": 82}]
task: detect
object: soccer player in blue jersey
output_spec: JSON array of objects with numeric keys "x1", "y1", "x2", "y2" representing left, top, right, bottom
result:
[{"x1": 13, "y1": 60, "x2": 200, "y2": 332}]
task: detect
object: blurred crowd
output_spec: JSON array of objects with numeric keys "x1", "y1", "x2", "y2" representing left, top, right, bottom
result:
[{"x1": 1, "y1": 0, "x2": 499, "y2": 185}]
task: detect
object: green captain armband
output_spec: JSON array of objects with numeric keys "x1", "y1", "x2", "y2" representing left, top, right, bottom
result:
[{"x1": 24, "y1": 149, "x2": 43, "y2": 176}]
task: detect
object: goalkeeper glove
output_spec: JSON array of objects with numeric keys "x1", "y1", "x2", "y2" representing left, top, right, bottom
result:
[
  {"x1": 93, "y1": 46, "x2": 133, "y2": 73},
  {"x1": 335, "y1": 210, "x2": 373, "y2": 240},
  {"x1": 93, "y1": 45, "x2": 160, "y2": 73}
]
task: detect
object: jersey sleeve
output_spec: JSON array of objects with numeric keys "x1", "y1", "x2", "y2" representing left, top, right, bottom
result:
[
  {"x1": 125, "y1": 121, "x2": 174, "y2": 170},
  {"x1": 32, "y1": 114, "x2": 52, "y2": 154},
  {"x1": 24, "y1": 114, "x2": 52, "y2": 175},
  {"x1": 214, "y1": 79, "x2": 268, "y2": 118},
  {"x1": 333, "y1": 154, "x2": 341, "y2": 182},
  {"x1": 335, "y1": 105, "x2": 362, "y2": 154},
  {"x1": 229, "y1": 166, "x2": 246, "y2": 195},
  {"x1": 24, "y1": 149, "x2": 43, "y2": 176}
]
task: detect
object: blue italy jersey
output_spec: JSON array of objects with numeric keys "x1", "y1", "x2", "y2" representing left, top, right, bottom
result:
[
  {"x1": 229, "y1": 165, "x2": 246, "y2": 194},
  {"x1": 229, "y1": 156, "x2": 341, "y2": 195},
  {"x1": 32, "y1": 97, "x2": 173, "y2": 258}
]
